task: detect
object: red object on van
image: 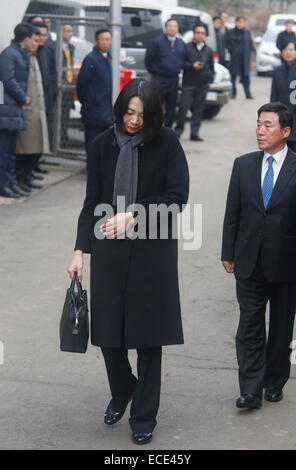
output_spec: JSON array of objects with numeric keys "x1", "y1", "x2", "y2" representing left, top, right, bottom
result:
[{"x1": 120, "y1": 67, "x2": 134, "y2": 91}]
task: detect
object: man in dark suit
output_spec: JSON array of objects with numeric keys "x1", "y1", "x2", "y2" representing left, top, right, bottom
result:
[
  {"x1": 174, "y1": 23, "x2": 214, "y2": 141},
  {"x1": 145, "y1": 19, "x2": 185, "y2": 128},
  {"x1": 222, "y1": 102, "x2": 296, "y2": 410},
  {"x1": 76, "y1": 29, "x2": 113, "y2": 170},
  {"x1": 61, "y1": 24, "x2": 75, "y2": 148},
  {"x1": 276, "y1": 21, "x2": 296, "y2": 52},
  {"x1": 271, "y1": 41, "x2": 296, "y2": 152}
]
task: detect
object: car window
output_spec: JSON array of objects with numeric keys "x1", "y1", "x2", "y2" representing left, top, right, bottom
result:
[
  {"x1": 275, "y1": 19, "x2": 296, "y2": 26},
  {"x1": 84, "y1": 6, "x2": 163, "y2": 49},
  {"x1": 170, "y1": 14, "x2": 208, "y2": 35}
]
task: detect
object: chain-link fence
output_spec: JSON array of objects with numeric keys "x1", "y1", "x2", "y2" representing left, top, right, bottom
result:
[{"x1": 23, "y1": 0, "x2": 164, "y2": 164}]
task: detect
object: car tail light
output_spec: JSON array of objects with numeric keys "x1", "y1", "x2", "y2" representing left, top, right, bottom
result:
[{"x1": 213, "y1": 51, "x2": 219, "y2": 63}]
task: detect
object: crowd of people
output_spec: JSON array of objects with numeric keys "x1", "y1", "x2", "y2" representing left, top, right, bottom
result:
[{"x1": 1, "y1": 10, "x2": 295, "y2": 200}]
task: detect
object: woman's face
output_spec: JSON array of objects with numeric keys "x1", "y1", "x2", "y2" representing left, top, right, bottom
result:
[{"x1": 123, "y1": 97, "x2": 144, "y2": 134}]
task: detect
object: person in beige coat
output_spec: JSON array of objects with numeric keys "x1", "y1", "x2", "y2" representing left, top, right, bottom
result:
[{"x1": 15, "y1": 43, "x2": 49, "y2": 193}]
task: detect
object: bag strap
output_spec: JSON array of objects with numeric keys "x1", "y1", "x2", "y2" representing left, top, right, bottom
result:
[{"x1": 70, "y1": 272, "x2": 83, "y2": 297}]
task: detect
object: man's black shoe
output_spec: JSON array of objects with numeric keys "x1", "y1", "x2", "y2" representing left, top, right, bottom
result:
[
  {"x1": 0, "y1": 186, "x2": 20, "y2": 199},
  {"x1": 132, "y1": 432, "x2": 152, "y2": 445},
  {"x1": 236, "y1": 394, "x2": 262, "y2": 409},
  {"x1": 35, "y1": 166, "x2": 49, "y2": 174},
  {"x1": 11, "y1": 184, "x2": 30, "y2": 197},
  {"x1": 31, "y1": 172, "x2": 44, "y2": 181},
  {"x1": 264, "y1": 389, "x2": 283, "y2": 402},
  {"x1": 246, "y1": 96, "x2": 255, "y2": 100},
  {"x1": 190, "y1": 135, "x2": 204, "y2": 142},
  {"x1": 104, "y1": 406, "x2": 126, "y2": 425},
  {"x1": 26, "y1": 180, "x2": 43, "y2": 190},
  {"x1": 18, "y1": 182, "x2": 32, "y2": 193}
]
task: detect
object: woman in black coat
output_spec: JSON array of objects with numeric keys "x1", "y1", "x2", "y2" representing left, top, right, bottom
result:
[{"x1": 67, "y1": 79, "x2": 189, "y2": 445}]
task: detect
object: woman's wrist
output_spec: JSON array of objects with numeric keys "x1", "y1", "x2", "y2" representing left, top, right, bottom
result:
[{"x1": 75, "y1": 250, "x2": 83, "y2": 256}]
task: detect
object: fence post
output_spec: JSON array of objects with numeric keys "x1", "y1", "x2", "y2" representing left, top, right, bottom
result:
[{"x1": 110, "y1": 0, "x2": 122, "y2": 103}]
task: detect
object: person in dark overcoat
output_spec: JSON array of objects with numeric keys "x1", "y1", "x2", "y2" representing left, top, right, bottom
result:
[
  {"x1": 270, "y1": 41, "x2": 296, "y2": 152},
  {"x1": 225, "y1": 16, "x2": 255, "y2": 99},
  {"x1": 67, "y1": 79, "x2": 189, "y2": 445},
  {"x1": 0, "y1": 23, "x2": 38, "y2": 198},
  {"x1": 276, "y1": 21, "x2": 296, "y2": 53},
  {"x1": 76, "y1": 29, "x2": 113, "y2": 171}
]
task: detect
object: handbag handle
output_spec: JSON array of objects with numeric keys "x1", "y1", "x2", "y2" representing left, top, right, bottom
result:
[{"x1": 70, "y1": 272, "x2": 83, "y2": 297}]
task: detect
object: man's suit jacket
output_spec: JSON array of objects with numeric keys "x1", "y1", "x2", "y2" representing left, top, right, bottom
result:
[
  {"x1": 270, "y1": 62, "x2": 296, "y2": 142},
  {"x1": 221, "y1": 148, "x2": 296, "y2": 282}
]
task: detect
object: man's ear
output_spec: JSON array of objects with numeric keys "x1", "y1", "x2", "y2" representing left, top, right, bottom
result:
[{"x1": 283, "y1": 126, "x2": 292, "y2": 139}]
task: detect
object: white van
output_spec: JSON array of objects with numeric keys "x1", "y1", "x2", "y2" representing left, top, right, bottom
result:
[
  {"x1": 160, "y1": 5, "x2": 232, "y2": 119},
  {"x1": 267, "y1": 14, "x2": 296, "y2": 31}
]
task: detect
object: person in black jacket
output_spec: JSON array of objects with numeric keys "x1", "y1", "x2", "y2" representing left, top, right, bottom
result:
[
  {"x1": 276, "y1": 21, "x2": 296, "y2": 52},
  {"x1": 213, "y1": 16, "x2": 226, "y2": 65},
  {"x1": 145, "y1": 19, "x2": 185, "y2": 128},
  {"x1": 0, "y1": 23, "x2": 39, "y2": 198},
  {"x1": 76, "y1": 29, "x2": 113, "y2": 171},
  {"x1": 222, "y1": 102, "x2": 296, "y2": 410},
  {"x1": 67, "y1": 79, "x2": 189, "y2": 446},
  {"x1": 226, "y1": 16, "x2": 255, "y2": 99},
  {"x1": 270, "y1": 41, "x2": 296, "y2": 152},
  {"x1": 174, "y1": 23, "x2": 214, "y2": 141}
]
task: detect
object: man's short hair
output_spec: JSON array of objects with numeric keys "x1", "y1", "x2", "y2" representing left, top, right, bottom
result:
[
  {"x1": 14, "y1": 23, "x2": 38, "y2": 43},
  {"x1": 165, "y1": 18, "x2": 179, "y2": 27},
  {"x1": 193, "y1": 22, "x2": 207, "y2": 33},
  {"x1": 95, "y1": 28, "x2": 111, "y2": 40},
  {"x1": 213, "y1": 16, "x2": 221, "y2": 22},
  {"x1": 27, "y1": 15, "x2": 43, "y2": 24},
  {"x1": 286, "y1": 20, "x2": 294, "y2": 25},
  {"x1": 281, "y1": 40, "x2": 296, "y2": 51},
  {"x1": 257, "y1": 102, "x2": 294, "y2": 130},
  {"x1": 235, "y1": 16, "x2": 246, "y2": 23},
  {"x1": 32, "y1": 21, "x2": 48, "y2": 30}
]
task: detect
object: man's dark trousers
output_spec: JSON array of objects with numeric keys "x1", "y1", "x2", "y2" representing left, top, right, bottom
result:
[
  {"x1": 0, "y1": 130, "x2": 18, "y2": 191},
  {"x1": 235, "y1": 250, "x2": 296, "y2": 398},
  {"x1": 101, "y1": 345, "x2": 162, "y2": 433},
  {"x1": 152, "y1": 75, "x2": 179, "y2": 128},
  {"x1": 175, "y1": 84, "x2": 209, "y2": 137}
]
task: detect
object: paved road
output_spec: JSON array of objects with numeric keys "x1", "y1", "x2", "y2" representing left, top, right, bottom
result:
[{"x1": 1, "y1": 74, "x2": 296, "y2": 450}]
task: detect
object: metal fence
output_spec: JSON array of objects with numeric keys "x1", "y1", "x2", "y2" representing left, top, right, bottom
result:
[{"x1": 23, "y1": 14, "x2": 107, "y2": 163}]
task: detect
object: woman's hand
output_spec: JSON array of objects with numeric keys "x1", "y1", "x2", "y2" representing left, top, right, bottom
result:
[
  {"x1": 100, "y1": 212, "x2": 135, "y2": 238},
  {"x1": 67, "y1": 250, "x2": 84, "y2": 281}
]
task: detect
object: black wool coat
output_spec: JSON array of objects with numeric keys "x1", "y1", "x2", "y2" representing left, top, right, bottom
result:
[
  {"x1": 225, "y1": 28, "x2": 255, "y2": 77},
  {"x1": 75, "y1": 126, "x2": 190, "y2": 349}
]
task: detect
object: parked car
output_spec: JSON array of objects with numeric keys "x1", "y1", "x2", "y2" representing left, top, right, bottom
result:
[
  {"x1": 256, "y1": 29, "x2": 281, "y2": 76},
  {"x1": 160, "y1": 5, "x2": 232, "y2": 119}
]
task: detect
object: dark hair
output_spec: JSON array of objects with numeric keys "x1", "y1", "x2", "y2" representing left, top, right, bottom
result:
[
  {"x1": 286, "y1": 20, "x2": 294, "y2": 25},
  {"x1": 32, "y1": 21, "x2": 48, "y2": 30},
  {"x1": 95, "y1": 28, "x2": 111, "y2": 39},
  {"x1": 235, "y1": 16, "x2": 246, "y2": 22},
  {"x1": 14, "y1": 23, "x2": 38, "y2": 43},
  {"x1": 281, "y1": 40, "x2": 296, "y2": 51},
  {"x1": 165, "y1": 18, "x2": 179, "y2": 27},
  {"x1": 193, "y1": 22, "x2": 207, "y2": 33},
  {"x1": 213, "y1": 16, "x2": 221, "y2": 22},
  {"x1": 27, "y1": 15, "x2": 43, "y2": 24},
  {"x1": 114, "y1": 79, "x2": 164, "y2": 142},
  {"x1": 257, "y1": 102, "x2": 293, "y2": 130}
]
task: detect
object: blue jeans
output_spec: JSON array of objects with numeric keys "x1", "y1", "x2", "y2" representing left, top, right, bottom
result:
[{"x1": 0, "y1": 130, "x2": 18, "y2": 190}]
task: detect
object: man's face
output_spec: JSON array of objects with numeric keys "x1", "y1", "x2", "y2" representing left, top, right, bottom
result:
[
  {"x1": 256, "y1": 111, "x2": 290, "y2": 153},
  {"x1": 286, "y1": 22, "x2": 293, "y2": 33},
  {"x1": 236, "y1": 18, "x2": 245, "y2": 30},
  {"x1": 214, "y1": 18, "x2": 222, "y2": 30},
  {"x1": 165, "y1": 20, "x2": 179, "y2": 37},
  {"x1": 281, "y1": 42, "x2": 296, "y2": 63},
  {"x1": 44, "y1": 18, "x2": 51, "y2": 30},
  {"x1": 193, "y1": 27, "x2": 206, "y2": 44},
  {"x1": 220, "y1": 12, "x2": 228, "y2": 24},
  {"x1": 95, "y1": 32, "x2": 112, "y2": 52},
  {"x1": 37, "y1": 27, "x2": 48, "y2": 46},
  {"x1": 23, "y1": 33, "x2": 40, "y2": 52},
  {"x1": 63, "y1": 25, "x2": 73, "y2": 43}
]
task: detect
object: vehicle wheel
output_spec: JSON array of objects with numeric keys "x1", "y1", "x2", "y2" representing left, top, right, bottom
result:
[{"x1": 203, "y1": 105, "x2": 221, "y2": 120}]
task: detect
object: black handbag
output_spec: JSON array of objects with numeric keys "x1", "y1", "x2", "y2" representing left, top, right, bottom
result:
[{"x1": 60, "y1": 273, "x2": 89, "y2": 353}]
